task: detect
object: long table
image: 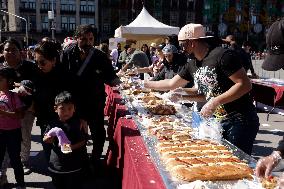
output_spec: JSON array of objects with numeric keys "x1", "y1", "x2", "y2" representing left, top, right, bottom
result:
[
  {"x1": 251, "y1": 79, "x2": 284, "y2": 120},
  {"x1": 105, "y1": 85, "x2": 166, "y2": 189}
]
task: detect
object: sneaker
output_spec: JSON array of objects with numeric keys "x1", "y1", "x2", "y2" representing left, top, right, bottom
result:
[
  {"x1": 23, "y1": 165, "x2": 32, "y2": 175},
  {"x1": 0, "y1": 175, "x2": 8, "y2": 186}
]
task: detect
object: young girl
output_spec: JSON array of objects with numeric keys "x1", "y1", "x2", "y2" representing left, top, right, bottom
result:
[{"x1": 0, "y1": 67, "x2": 25, "y2": 188}]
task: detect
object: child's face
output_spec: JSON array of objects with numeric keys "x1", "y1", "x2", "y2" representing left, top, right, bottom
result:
[
  {"x1": 0, "y1": 76, "x2": 9, "y2": 91},
  {"x1": 55, "y1": 103, "x2": 75, "y2": 122}
]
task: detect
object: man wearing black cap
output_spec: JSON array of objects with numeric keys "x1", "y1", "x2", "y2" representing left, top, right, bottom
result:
[{"x1": 256, "y1": 19, "x2": 284, "y2": 187}]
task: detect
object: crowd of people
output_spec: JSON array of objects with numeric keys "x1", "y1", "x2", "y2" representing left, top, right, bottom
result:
[{"x1": 0, "y1": 18, "x2": 284, "y2": 188}]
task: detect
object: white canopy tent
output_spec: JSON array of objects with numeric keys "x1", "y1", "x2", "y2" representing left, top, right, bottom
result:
[{"x1": 114, "y1": 7, "x2": 179, "y2": 44}]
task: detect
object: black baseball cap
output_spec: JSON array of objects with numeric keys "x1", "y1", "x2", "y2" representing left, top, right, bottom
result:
[{"x1": 262, "y1": 19, "x2": 284, "y2": 71}]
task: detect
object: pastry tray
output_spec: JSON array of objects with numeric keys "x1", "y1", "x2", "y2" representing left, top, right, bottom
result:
[{"x1": 119, "y1": 87, "x2": 262, "y2": 189}]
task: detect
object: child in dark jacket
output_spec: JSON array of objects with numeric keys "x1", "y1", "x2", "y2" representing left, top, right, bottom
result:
[{"x1": 43, "y1": 91, "x2": 88, "y2": 189}]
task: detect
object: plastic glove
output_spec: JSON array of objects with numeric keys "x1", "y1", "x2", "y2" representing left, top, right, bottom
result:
[
  {"x1": 172, "y1": 87, "x2": 184, "y2": 94},
  {"x1": 255, "y1": 151, "x2": 282, "y2": 178},
  {"x1": 46, "y1": 127, "x2": 71, "y2": 147},
  {"x1": 200, "y1": 97, "x2": 220, "y2": 118}
]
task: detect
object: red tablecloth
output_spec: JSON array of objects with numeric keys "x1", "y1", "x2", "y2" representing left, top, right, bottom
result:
[
  {"x1": 104, "y1": 85, "x2": 114, "y2": 116},
  {"x1": 251, "y1": 80, "x2": 284, "y2": 108},
  {"x1": 107, "y1": 118, "x2": 166, "y2": 189}
]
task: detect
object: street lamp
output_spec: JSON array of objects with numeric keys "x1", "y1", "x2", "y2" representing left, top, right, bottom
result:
[
  {"x1": 48, "y1": 0, "x2": 55, "y2": 40},
  {"x1": 0, "y1": 9, "x2": 28, "y2": 47}
]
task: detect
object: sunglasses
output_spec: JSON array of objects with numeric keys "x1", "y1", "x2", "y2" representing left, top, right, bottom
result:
[{"x1": 179, "y1": 40, "x2": 190, "y2": 49}]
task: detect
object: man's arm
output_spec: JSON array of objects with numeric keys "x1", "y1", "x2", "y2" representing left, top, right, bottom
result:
[
  {"x1": 211, "y1": 68, "x2": 252, "y2": 105},
  {"x1": 144, "y1": 74, "x2": 190, "y2": 91},
  {"x1": 121, "y1": 63, "x2": 132, "y2": 72},
  {"x1": 137, "y1": 65, "x2": 153, "y2": 74}
]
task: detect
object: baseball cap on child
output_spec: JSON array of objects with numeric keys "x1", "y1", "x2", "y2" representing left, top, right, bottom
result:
[
  {"x1": 262, "y1": 19, "x2": 284, "y2": 71},
  {"x1": 162, "y1": 44, "x2": 178, "y2": 54},
  {"x1": 178, "y1": 23, "x2": 213, "y2": 41}
]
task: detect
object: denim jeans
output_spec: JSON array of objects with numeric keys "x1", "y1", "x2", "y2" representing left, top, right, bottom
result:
[
  {"x1": 0, "y1": 128, "x2": 25, "y2": 186},
  {"x1": 221, "y1": 110, "x2": 260, "y2": 155}
]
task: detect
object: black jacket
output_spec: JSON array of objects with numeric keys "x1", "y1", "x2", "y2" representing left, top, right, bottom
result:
[{"x1": 61, "y1": 44, "x2": 118, "y2": 119}]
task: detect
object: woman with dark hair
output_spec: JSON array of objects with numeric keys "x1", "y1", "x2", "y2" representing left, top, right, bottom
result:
[
  {"x1": 33, "y1": 40, "x2": 68, "y2": 163},
  {"x1": 141, "y1": 44, "x2": 152, "y2": 64},
  {"x1": 165, "y1": 34, "x2": 181, "y2": 51},
  {"x1": 0, "y1": 38, "x2": 38, "y2": 176}
]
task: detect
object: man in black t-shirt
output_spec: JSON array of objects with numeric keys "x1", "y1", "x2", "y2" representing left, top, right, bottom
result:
[
  {"x1": 144, "y1": 23, "x2": 259, "y2": 155},
  {"x1": 179, "y1": 24, "x2": 259, "y2": 155},
  {"x1": 61, "y1": 25, "x2": 121, "y2": 164}
]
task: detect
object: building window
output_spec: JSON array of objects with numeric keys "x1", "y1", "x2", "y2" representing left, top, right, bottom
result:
[
  {"x1": 29, "y1": 15, "x2": 36, "y2": 31},
  {"x1": 88, "y1": 1, "x2": 95, "y2": 12},
  {"x1": 61, "y1": 0, "x2": 76, "y2": 12},
  {"x1": 69, "y1": 17, "x2": 75, "y2": 31},
  {"x1": 80, "y1": 17, "x2": 95, "y2": 25},
  {"x1": 203, "y1": 15, "x2": 208, "y2": 23},
  {"x1": 153, "y1": 11, "x2": 162, "y2": 21},
  {"x1": 20, "y1": 0, "x2": 36, "y2": 9},
  {"x1": 119, "y1": 10, "x2": 128, "y2": 25},
  {"x1": 61, "y1": 16, "x2": 76, "y2": 31},
  {"x1": 186, "y1": 12, "x2": 195, "y2": 23},
  {"x1": 1, "y1": 0, "x2": 7, "y2": 9},
  {"x1": 171, "y1": 0, "x2": 178, "y2": 8},
  {"x1": 170, "y1": 11, "x2": 178, "y2": 26},
  {"x1": 80, "y1": 0, "x2": 95, "y2": 12},
  {"x1": 204, "y1": 26, "x2": 211, "y2": 32},
  {"x1": 41, "y1": 0, "x2": 56, "y2": 10},
  {"x1": 204, "y1": 1, "x2": 210, "y2": 10},
  {"x1": 80, "y1": 1, "x2": 87, "y2": 12},
  {"x1": 103, "y1": 23, "x2": 110, "y2": 33},
  {"x1": 102, "y1": 9, "x2": 111, "y2": 22},
  {"x1": 187, "y1": 0, "x2": 194, "y2": 10},
  {"x1": 236, "y1": 14, "x2": 242, "y2": 23},
  {"x1": 154, "y1": 0, "x2": 161, "y2": 8},
  {"x1": 236, "y1": 2, "x2": 242, "y2": 12},
  {"x1": 251, "y1": 15, "x2": 257, "y2": 25},
  {"x1": 42, "y1": 16, "x2": 49, "y2": 30}
]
